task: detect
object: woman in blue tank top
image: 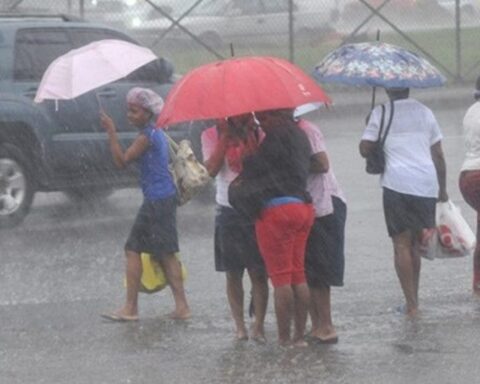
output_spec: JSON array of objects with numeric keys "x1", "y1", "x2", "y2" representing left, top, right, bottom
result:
[{"x1": 100, "y1": 87, "x2": 190, "y2": 322}]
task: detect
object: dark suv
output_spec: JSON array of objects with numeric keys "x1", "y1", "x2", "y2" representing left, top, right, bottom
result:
[{"x1": 0, "y1": 14, "x2": 202, "y2": 228}]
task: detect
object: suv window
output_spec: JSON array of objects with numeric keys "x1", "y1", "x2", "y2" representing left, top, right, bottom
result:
[
  {"x1": 14, "y1": 29, "x2": 72, "y2": 81},
  {"x1": 69, "y1": 28, "x2": 135, "y2": 48}
]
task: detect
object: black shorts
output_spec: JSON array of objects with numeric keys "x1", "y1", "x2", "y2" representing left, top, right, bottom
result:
[
  {"x1": 383, "y1": 187, "x2": 436, "y2": 237},
  {"x1": 305, "y1": 197, "x2": 346, "y2": 288},
  {"x1": 125, "y1": 196, "x2": 179, "y2": 260},
  {"x1": 214, "y1": 205, "x2": 265, "y2": 272}
]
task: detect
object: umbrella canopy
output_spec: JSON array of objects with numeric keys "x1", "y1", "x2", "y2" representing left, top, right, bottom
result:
[
  {"x1": 34, "y1": 39, "x2": 157, "y2": 103},
  {"x1": 313, "y1": 42, "x2": 446, "y2": 89},
  {"x1": 157, "y1": 56, "x2": 331, "y2": 127}
]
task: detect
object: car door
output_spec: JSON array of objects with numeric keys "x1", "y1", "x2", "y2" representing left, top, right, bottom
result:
[{"x1": 13, "y1": 27, "x2": 100, "y2": 178}]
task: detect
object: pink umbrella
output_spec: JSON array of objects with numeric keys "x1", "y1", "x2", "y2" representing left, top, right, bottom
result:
[{"x1": 34, "y1": 39, "x2": 157, "y2": 103}]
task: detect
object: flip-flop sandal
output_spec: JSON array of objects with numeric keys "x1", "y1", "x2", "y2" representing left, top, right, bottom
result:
[{"x1": 101, "y1": 312, "x2": 139, "y2": 322}]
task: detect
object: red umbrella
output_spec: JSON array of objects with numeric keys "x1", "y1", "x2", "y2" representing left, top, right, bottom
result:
[{"x1": 157, "y1": 56, "x2": 331, "y2": 127}]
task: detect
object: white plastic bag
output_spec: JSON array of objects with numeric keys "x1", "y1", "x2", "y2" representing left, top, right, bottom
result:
[
  {"x1": 435, "y1": 200, "x2": 475, "y2": 258},
  {"x1": 416, "y1": 200, "x2": 476, "y2": 260}
]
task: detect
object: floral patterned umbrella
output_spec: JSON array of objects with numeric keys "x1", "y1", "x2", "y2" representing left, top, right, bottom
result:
[{"x1": 313, "y1": 42, "x2": 446, "y2": 89}]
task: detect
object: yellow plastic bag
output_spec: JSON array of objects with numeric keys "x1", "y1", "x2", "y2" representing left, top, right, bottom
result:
[{"x1": 124, "y1": 253, "x2": 187, "y2": 294}]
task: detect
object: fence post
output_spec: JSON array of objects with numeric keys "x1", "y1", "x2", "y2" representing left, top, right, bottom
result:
[
  {"x1": 288, "y1": 0, "x2": 294, "y2": 63},
  {"x1": 455, "y1": 0, "x2": 462, "y2": 81}
]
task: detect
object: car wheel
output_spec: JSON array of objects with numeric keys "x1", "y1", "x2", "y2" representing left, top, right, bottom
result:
[
  {"x1": 65, "y1": 187, "x2": 114, "y2": 202},
  {"x1": 0, "y1": 143, "x2": 35, "y2": 228}
]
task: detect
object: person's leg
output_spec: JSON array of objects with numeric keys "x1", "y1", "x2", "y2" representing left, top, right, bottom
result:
[
  {"x1": 290, "y1": 204, "x2": 314, "y2": 345},
  {"x1": 247, "y1": 268, "x2": 268, "y2": 341},
  {"x1": 310, "y1": 198, "x2": 346, "y2": 341},
  {"x1": 309, "y1": 286, "x2": 337, "y2": 341},
  {"x1": 102, "y1": 203, "x2": 147, "y2": 321},
  {"x1": 392, "y1": 230, "x2": 418, "y2": 316},
  {"x1": 291, "y1": 283, "x2": 310, "y2": 346},
  {"x1": 458, "y1": 172, "x2": 480, "y2": 295},
  {"x1": 474, "y1": 218, "x2": 480, "y2": 296},
  {"x1": 273, "y1": 284, "x2": 294, "y2": 345},
  {"x1": 412, "y1": 230, "x2": 422, "y2": 305},
  {"x1": 159, "y1": 254, "x2": 191, "y2": 319},
  {"x1": 123, "y1": 250, "x2": 142, "y2": 316},
  {"x1": 103, "y1": 250, "x2": 142, "y2": 320},
  {"x1": 225, "y1": 270, "x2": 248, "y2": 340},
  {"x1": 305, "y1": 219, "x2": 324, "y2": 334},
  {"x1": 255, "y1": 204, "x2": 313, "y2": 345},
  {"x1": 309, "y1": 290, "x2": 320, "y2": 332}
]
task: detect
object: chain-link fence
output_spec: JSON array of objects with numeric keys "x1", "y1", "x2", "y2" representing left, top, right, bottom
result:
[{"x1": 3, "y1": 0, "x2": 480, "y2": 82}]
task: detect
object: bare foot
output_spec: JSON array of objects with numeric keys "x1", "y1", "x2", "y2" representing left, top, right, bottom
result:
[
  {"x1": 310, "y1": 327, "x2": 337, "y2": 342},
  {"x1": 101, "y1": 308, "x2": 139, "y2": 322},
  {"x1": 169, "y1": 308, "x2": 191, "y2": 320},
  {"x1": 405, "y1": 307, "x2": 418, "y2": 318},
  {"x1": 236, "y1": 334, "x2": 248, "y2": 341},
  {"x1": 235, "y1": 326, "x2": 249, "y2": 341},
  {"x1": 293, "y1": 339, "x2": 308, "y2": 348},
  {"x1": 251, "y1": 334, "x2": 267, "y2": 344},
  {"x1": 250, "y1": 324, "x2": 266, "y2": 343}
]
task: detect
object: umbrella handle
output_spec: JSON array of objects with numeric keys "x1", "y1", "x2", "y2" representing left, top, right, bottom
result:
[{"x1": 371, "y1": 86, "x2": 376, "y2": 110}]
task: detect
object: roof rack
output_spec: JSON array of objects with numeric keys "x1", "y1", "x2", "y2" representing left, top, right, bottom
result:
[{"x1": 0, "y1": 13, "x2": 85, "y2": 22}]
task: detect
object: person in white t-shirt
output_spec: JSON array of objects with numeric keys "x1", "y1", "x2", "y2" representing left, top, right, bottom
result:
[
  {"x1": 201, "y1": 114, "x2": 269, "y2": 342},
  {"x1": 459, "y1": 75, "x2": 480, "y2": 296},
  {"x1": 360, "y1": 87, "x2": 448, "y2": 317}
]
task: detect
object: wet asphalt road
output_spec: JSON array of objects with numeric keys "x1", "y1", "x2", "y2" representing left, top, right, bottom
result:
[{"x1": 1, "y1": 98, "x2": 480, "y2": 384}]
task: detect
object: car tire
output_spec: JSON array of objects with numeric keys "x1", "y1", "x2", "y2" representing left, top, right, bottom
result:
[{"x1": 0, "y1": 143, "x2": 35, "y2": 228}]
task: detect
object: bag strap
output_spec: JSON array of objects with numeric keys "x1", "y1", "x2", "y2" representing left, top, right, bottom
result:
[
  {"x1": 376, "y1": 104, "x2": 386, "y2": 142},
  {"x1": 380, "y1": 99, "x2": 395, "y2": 147},
  {"x1": 161, "y1": 131, "x2": 178, "y2": 162}
]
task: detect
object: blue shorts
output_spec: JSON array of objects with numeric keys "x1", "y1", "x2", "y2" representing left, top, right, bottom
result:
[
  {"x1": 383, "y1": 187, "x2": 436, "y2": 237},
  {"x1": 214, "y1": 205, "x2": 265, "y2": 273},
  {"x1": 305, "y1": 197, "x2": 346, "y2": 288},
  {"x1": 125, "y1": 196, "x2": 179, "y2": 260}
]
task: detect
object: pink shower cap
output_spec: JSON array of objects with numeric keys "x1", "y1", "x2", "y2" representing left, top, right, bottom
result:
[{"x1": 126, "y1": 87, "x2": 164, "y2": 115}]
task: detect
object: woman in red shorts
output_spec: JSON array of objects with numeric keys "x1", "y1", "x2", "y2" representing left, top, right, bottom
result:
[
  {"x1": 459, "y1": 76, "x2": 480, "y2": 296},
  {"x1": 238, "y1": 109, "x2": 314, "y2": 346}
]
